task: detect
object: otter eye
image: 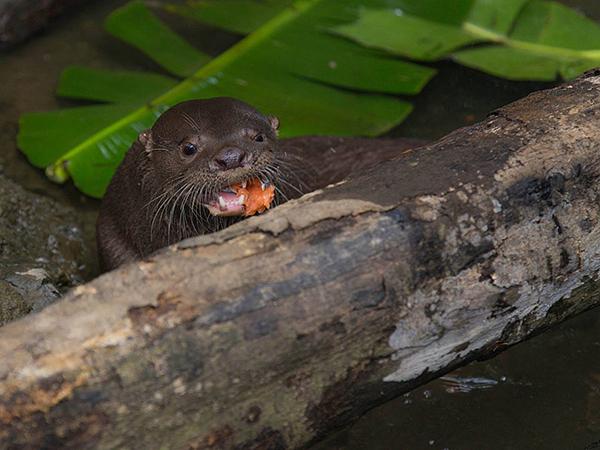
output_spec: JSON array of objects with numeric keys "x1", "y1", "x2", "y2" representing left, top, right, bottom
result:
[
  {"x1": 182, "y1": 143, "x2": 198, "y2": 156},
  {"x1": 254, "y1": 134, "x2": 265, "y2": 143}
]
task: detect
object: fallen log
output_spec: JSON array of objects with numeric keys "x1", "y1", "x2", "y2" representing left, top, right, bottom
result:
[{"x1": 3, "y1": 72, "x2": 600, "y2": 449}]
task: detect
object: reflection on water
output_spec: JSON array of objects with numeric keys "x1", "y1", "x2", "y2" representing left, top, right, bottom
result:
[
  {"x1": 314, "y1": 310, "x2": 600, "y2": 449},
  {"x1": 1, "y1": 0, "x2": 600, "y2": 448}
]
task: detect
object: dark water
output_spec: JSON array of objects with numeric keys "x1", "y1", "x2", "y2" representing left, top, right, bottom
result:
[
  {"x1": 1, "y1": 1, "x2": 600, "y2": 448},
  {"x1": 314, "y1": 310, "x2": 600, "y2": 450}
]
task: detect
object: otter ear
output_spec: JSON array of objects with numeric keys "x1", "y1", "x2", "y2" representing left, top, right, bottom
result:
[
  {"x1": 138, "y1": 129, "x2": 151, "y2": 146},
  {"x1": 138, "y1": 130, "x2": 153, "y2": 155},
  {"x1": 268, "y1": 116, "x2": 280, "y2": 135}
]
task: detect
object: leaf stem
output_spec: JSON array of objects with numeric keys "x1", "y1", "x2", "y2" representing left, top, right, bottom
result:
[
  {"x1": 152, "y1": 0, "x2": 319, "y2": 104},
  {"x1": 51, "y1": 0, "x2": 320, "y2": 180},
  {"x1": 463, "y1": 22, "x2": 600, "y2": 62}
]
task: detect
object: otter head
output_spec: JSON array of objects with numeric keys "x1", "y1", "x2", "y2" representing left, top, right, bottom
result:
[{"x1": 139, "y1": 97, "x2": 279, "y2": 218}]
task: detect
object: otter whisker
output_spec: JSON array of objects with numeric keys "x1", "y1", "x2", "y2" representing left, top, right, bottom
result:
[
  {"x1": 185, "y1": 178, "x2": 210, "y2": 237},
  {"x1": 275, "y1": 161, "x2": 313, "y2": 183},
  {"x1": 166, "y1": 180, "x2": 191, "y2": 244},
  {"x1": 277, "y1": 152, "x2": 316, "y2": 175},
  {"x1": 143, "y1": 173, "x2": 183, "y2": 210},
  {"x1": 273, "y1": 159, "x2": 313, "y2": 190},
  {"x1": 258, "y1": 167, "x2": 291, "y2": 208},
  {"x1": 147, "y1": 173, "x2": 188, "y2": 242},
  {"x1": 177, "y1": 181, "x2": 196, "y2": 239},
  {"x1": 180, "y1": 111, "x2": 203, "y2": 134},
  {"x1": 180, "y1": 180, "x2": 202, "y2": 240},
  {"x1": 265, "y1": 164, "x2": 307, "y2": 199},
  {"x1": 189, "y1": 183, "x2": 207, "y2": 235},
  {"x1": 148, "y1": 185, "x2": 175, "y2": 240},
  {"x1": 148, "y1": 147, "x2": 171, "y2": 153},
  {"x1": 273, "y1": 185, "x2": 289, "y2": 205}
]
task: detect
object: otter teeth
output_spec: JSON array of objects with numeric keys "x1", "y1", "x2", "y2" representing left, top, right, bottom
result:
[
  {"x1": 217, "y1": 194, "x2": 245, "y2": 211},
  {"x1": 241, "y1": 180, "x2": 247, "y2": 189},
  {"x1": 260, "y1": 181, "x2": 269, "y2": 191}
]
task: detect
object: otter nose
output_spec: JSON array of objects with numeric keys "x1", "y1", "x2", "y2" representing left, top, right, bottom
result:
[{"x1": 211, "y1": 147, "x2": 247, "y2": 171}]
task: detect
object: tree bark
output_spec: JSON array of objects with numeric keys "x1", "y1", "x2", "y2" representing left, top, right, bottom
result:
[
  {"x1": 0, "y1": 0, "x2": 92, "y2": 48},
  {"x1": 3, "y1": 72, "x2": 600, "y2": 449}
]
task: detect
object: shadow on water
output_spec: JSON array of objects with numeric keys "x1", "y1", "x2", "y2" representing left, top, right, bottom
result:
[
  {"x1": 313, "y1": 309, "x2": 600, "y2": 450},
  {"x1": 1, "y1": 0, "x2": 600, "y2": 448}
]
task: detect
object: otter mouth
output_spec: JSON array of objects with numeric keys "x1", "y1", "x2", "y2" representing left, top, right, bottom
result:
[{"x1": 203, "y1": 178, "x2": 274, "y2": 217}]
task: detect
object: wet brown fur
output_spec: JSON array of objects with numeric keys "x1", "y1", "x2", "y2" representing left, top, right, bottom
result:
[{"x1": 97, "y1": 98, "x2": 424, "y2": 271}]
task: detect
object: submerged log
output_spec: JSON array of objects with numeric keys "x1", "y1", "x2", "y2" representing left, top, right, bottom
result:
[{"x1": 3, "y1": 72, "x2": 600, "y2": 449}]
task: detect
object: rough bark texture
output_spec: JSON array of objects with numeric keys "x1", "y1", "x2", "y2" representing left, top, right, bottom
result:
[
  {"x1": 0, "y1": 0, "x2": 92, "y2": 48},
  {"x1": 3, "y1": 73, "x2": 600, "y2": 449}
]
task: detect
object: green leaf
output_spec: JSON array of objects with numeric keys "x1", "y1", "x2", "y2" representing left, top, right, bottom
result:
[
  {"x1": 19, "y1": 0, "x2": 431, "y2": 198},
  {"x1": 510, "y1": 1, "x2": 600, "y2": 50},
  {"x1": 335, "y1": 0, "x2": 600, "y2": 81},
  {"x1": 335, "y1": 10, "x2": 478, "y2": 61},
  {"x1": 23, "y1": 0, "x2": 600, "y2": 199},
  {"x1": 391, "y1": 0, "x2": 475, "y2": 26},
  {"x1": 58, "y1": 66, "x2": 178, "y2": 103},
  {"x1": 559, "y1": 59, "x2": 600, "y2": 80},
  {"x1": 165, "y1": 0, "x2": 292, "y2": 35},
  {"x1": 18, "y1": 103, "x2": 140, "y2": 170},
  {"x1": 467, "y1": 0, "x2": 529, "y2": 34},
  {"x1": 105, "y1": 0, "x2": 211, "y2": 76},
  {"x1": 169, "y1": 0, "x2": 436, "y2": 93},
  {"x1": 270, "y1": 34, "x2": 436, "y2": 95},
  {"x1": 453, "y1": 46, "x2": 560, "y2": 81}
]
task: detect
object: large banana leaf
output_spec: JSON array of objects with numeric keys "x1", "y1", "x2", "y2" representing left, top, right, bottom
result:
[
  {"x1": 18, "y1": 0, "x2": 434, "y2": 198},
  {"x1": 164, "y1": 0, "x2": 292, "y2": 35},
  {"x1": 18, "y1": 0, "x2": 600, "y2": 198},
  {"x1": 336, "y1": 0, "x2": 600, "y2": 81}
]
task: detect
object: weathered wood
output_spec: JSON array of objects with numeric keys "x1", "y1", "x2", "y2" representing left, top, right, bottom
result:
[
  {"x1": 3, "y1": 72, "x2": 600, "y2": 449},
  {"x1": 0, "y1": 0, "x2": 92, "y2": 48}
]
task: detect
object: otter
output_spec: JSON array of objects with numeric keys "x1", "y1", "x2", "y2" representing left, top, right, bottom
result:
[
  {"x1": 97, "y1": 98, "x2": 286, "y2": 271},
  {"x1": 97, "y1": 97, "x2": 423, "y2": 271}
]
